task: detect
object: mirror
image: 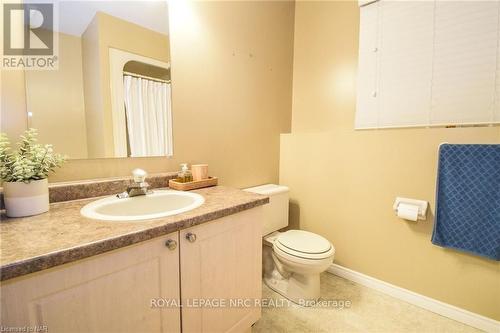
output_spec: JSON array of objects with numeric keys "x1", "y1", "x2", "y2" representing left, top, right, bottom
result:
[{"x1": 23, "y1": 0, "x2": 172, "y2": 159}]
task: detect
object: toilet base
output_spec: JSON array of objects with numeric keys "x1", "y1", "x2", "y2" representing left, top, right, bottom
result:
[
  {"x1": 262, "y1": 232, "x2": 332, "y2": 306},
  {"x1": 263, "y1": 266, "x2": 321, "y2": 306}
]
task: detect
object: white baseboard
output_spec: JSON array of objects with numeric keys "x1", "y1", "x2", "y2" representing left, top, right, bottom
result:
[{"x1": 327, "y1": 264, "x2": 499, "y2": 333}]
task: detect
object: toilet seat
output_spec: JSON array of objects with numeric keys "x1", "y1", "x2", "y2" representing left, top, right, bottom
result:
[{"x1": 273, "y1": 230, "x2": 334, "y2": 260}]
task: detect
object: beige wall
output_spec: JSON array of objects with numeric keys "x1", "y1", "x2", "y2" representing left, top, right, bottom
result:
[
  {"x1": 0, "y1": 6, "x2": 27, "y2": 141},
  {"x1": 26, "y1": 32, "x2": 88, "y2": 159},
  {"x1": 1, "y1": 71, "x2": 27, "y2": 140},
  {"x1": 280, "y1": 1, "x2": 500, "y2": 320},
  {"x1": 82, "y1": 15, "x2": 105, "y2": 158},
  {"x1": 49, "y1": 1, "x2": 294, "y2": 187}
]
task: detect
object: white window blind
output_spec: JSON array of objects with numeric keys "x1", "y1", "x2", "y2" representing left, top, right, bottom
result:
[
  {"x1": 356, "y1": 1, "x2": 380, "y2": 128},
  {"x1": 355, "y1": 0, "x2": 500, "y2": 129}
]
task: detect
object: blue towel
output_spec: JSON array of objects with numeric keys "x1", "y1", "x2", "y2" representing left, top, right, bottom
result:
[{"x1": 431, "y1": 144, "x2": 500, "y2": 260}]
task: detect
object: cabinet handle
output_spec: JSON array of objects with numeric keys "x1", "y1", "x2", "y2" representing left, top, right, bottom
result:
[
  {"x1": 185, "y1": 232, "x2": 197, "y2": 243},
  {"x1": 165, "y1": 239, "x2": 177, "y2": 250}
]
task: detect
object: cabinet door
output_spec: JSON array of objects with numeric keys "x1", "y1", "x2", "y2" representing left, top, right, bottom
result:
[
  {"x1": 0, "y1": 233, "x2": 181, "y2": 333},
  {"x1": 180, "y1": 207, "x2": 263, "y2": 333}
]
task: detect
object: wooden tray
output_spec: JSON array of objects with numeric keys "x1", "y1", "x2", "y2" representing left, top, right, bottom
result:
[{"x1": 168, "y1": 177, "x2": 218, "y2": 191}]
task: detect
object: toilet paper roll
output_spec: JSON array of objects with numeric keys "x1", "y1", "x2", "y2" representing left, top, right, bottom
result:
[{"x1": 397, "y1": 203, "x2": 419, "y2": 221}]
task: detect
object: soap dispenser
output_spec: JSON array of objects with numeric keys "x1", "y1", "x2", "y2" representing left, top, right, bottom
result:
[{"x1": 178, "y1": 163, "x2": 193, "y2": 183}]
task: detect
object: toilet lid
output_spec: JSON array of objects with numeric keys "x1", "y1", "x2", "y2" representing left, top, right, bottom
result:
[{"x1": 275, "y1": 230, "x2": 333, "y2": 258}]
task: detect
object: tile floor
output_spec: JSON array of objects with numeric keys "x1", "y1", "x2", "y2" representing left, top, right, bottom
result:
[{"x1": 252, "y1": 273, "x2": 480, "y2": 333}]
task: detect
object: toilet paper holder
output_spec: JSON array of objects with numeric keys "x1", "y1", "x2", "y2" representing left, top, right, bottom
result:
[{"x1": 393, "y1": 197, "x2": 428, "y2": 221}]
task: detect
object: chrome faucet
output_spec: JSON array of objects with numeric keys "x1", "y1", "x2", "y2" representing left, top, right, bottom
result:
[{"x1": 117, "y1": 169, "x2": 152, "y2": 199}]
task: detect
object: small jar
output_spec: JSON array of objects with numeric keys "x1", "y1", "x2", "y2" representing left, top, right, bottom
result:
[{"x1": 178, "y1": 163, "x2": 193, "y2": 183}]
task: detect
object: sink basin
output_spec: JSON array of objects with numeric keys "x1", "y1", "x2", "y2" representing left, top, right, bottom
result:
[{"x1": 81, "y1": 190, "x2": 205, "y2": 221}]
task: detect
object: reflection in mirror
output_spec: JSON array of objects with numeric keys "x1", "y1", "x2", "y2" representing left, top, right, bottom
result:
[{"x1": 23, "y1": 0, "x2": 172, "y2": 159}]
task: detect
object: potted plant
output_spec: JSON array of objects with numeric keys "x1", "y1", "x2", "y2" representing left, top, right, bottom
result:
[{"x1": 0, "y1": 129, "x2": 66, "y2": 217}]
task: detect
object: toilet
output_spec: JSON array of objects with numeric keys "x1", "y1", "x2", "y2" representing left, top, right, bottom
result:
[{"x1": 244, "y1": 184, "x2": 335, "y2": 305}]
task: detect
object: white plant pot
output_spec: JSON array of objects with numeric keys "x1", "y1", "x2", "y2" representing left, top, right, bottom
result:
[{"x1": 3, "y1": 179, "x2": 49, "y2": 218}]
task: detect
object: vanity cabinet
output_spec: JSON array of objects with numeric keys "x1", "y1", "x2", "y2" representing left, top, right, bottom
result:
[
  {"x1": 0, "y1": 232, "x2": 182, "y2": 333},
  {"x1": 0, "y1": 207, "x2": 263, "y2": 333},
  {"x1": 180, "y1": 208, "x2": 262, "y2": 333}
]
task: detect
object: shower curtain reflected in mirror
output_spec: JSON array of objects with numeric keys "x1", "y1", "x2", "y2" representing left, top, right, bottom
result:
[{"x1": 123, "y1": 75, "x2": 173, "y2": 157}]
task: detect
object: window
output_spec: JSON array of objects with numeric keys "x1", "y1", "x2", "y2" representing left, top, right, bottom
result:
[{"x1": 355, "y1": 0, "x2": 500, "y2": 129}]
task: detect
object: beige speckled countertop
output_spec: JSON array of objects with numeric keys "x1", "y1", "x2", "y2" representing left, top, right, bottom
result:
[{"x1": 0, "y1": 186, "x2": 268, "y2": 281}]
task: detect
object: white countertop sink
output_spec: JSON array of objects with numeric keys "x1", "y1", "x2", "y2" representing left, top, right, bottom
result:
[{"x1": 80, "y1": 190, "x2": 205, "y2": 221}]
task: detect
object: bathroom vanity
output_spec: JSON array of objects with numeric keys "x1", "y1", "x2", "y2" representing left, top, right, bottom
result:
[{"x1": 0, "y1": 185, "x2": 268, "y2": 333}]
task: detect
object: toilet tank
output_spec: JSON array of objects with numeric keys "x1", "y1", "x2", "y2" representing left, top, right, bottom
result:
[{"x1": 244, "y1": 184, "x2": 289, "y2": 236}]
